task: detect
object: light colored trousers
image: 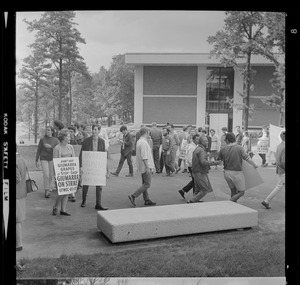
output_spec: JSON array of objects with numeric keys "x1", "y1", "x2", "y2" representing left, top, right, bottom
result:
[
  {"x1": 265, "y1": 173, "x2": 285, "y2": 203},
  {"x1": 40, "y1": 160, "x2": 55, "y2": 190}
]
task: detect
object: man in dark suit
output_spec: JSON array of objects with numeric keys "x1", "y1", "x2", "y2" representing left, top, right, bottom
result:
[
  {"x1": 111, "y1": 125, "x2": 134, "y2": 177},
  {"x1": 79, "y1": 124, "x2": 108, "y2": 210}
]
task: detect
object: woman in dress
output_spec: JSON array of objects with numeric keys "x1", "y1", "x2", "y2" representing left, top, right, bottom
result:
[
  {"x1": 16, "y1": 146, "x2": 28, "y2": 251},
  {"x1": 52, "y1": 129, "x2": 76, "y2": 216},
  {"x1": 35, "y1": 126, "x2": 60, "y2": 198}
]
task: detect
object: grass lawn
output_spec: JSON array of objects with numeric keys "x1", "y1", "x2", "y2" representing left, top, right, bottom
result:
[{"x1": 16, "y1": 230, "x2": 284, "y2": 278}]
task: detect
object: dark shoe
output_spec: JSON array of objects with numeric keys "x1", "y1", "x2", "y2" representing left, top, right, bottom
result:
[
  {"x1": 81, "y1": 201, "x2": 86, "y2": 207},
  {"x1": 70, "y1": 197, "x2": 76, "y2": 202},
  {"x1": 272, "y1": 162, "x2": 276, "y2": 166},
  {"x1": 110, "y1": 172, "x2": 119, "y2": 177},
  {"x1": 95, "y1": 204, "x2": 108, "y2": 210},
  {"x1": 262, "y1": 201, "x2": 271, "y2": 209},
  {"x1": 175, "y1": 168, "x2": 181, "y2": 174},
  {"x1": 45, "y1": 192, "x2": 50, "y2": 198},
  {"x1": 128, "y1": 195, "x2": 136, "y2": 206},
  {"x1": 16, "y1": 246, "x2": 23, "y2": 251},
  {"x1": 182, "y1": 169, "x2": 187, "y2": 173},
  {"x1": 156, "y1": 171, "x2": 161, "y2": 174},
  {"x1": 60, "y1": 211, "x2": 71, "y2": 216},
  {"x1": 144, "y1": 200, "x2": 156, "y2": 206},
  {"x1": 178, "y1": 190, "x2": 185, "y2": 199},
  {"x1": 59, "y1": 211, "x2": 71, "y2": 216},
  {"x1": 52, "y1": 207, "x2": 58, "y2": 216},
  {"x1": 125, "y1": 174, "x2": 133, "y2": 177}
]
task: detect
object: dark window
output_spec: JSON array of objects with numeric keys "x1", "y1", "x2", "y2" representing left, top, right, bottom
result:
[{"x1": 206, "y1": 67, "x2": 234, "y2": 112}]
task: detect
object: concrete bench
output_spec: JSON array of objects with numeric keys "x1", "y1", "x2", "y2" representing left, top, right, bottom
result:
[{"x1": 97, "y1": 201, "x2": 258, "y2": 243}]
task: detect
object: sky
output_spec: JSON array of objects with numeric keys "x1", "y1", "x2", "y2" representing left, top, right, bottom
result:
[{"x1": 15, "y1": 10, "x2": 227, "y2": 74}]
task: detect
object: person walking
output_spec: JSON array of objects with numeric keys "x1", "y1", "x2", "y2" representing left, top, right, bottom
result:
[
  {"x1": 217, "y1": 132, "x2": 258, "y2": 203},
  {"x1": 79, "y1": 125, "x2": 108, "y2": 210},
  {"x1": 128, "y1": 127, "x2": 156, "y2": 207},
  {"x1": 35, "y1": 126, "x2": 59, "y2": 198},
  {"x1": 235, "y1": 126, "x2": 244, "y2": 146},
  {"x1": 186, "y1": 135, "x2": 218, "y2": 203},
  {"x1": 220, "y1": 127, "x2": 228, "y2": 150},
  {"x1": 209, "y1": 129, "x2": 220, "y2": 169},
  {"x1": 166, "y1": 124, "x2": 180, "y2": 174},
  {"x1": 149, "y1": 122, "x2": 163, "y2": 173},
  {"x1": 178, "y1": 133, "x2": 200, "y2": 199},
  {"x1": 111, "y1": 125, "x2": 134, "y2": 177},
  {"x1": 261, "y1": 131, "x2": 285, "y2": 209},
  {"x1": 16, "y1": 147, "x2": 28, "y2": 251},
  {"x1": 257, "y1": 125, "x2": 269, "y2": 166},
  {"x1": 52, "y1": 129, "x2": 76, "y2": 216}
]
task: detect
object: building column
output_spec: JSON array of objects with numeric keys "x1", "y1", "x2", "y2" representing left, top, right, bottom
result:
[
  {"x1": 133, "y1": 66, "x2": 143, "y2": 128},
  {"x1": 233, "y1": 69, "x2": 243, "y2": 129},
  {"x1": 196, "y1": 66, "x2": 207, "y2": 128}
]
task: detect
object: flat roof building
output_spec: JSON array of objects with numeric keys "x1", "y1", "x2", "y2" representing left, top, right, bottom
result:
[{"x1": 125, "y1": 53, "x2": 284, "y2": 134}]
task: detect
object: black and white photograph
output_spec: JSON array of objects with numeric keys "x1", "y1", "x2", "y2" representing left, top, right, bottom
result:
[{"x1": 2, "y1": 9, "x2": 299, "y2": 285}]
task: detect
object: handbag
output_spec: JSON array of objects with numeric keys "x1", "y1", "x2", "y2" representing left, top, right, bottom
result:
[{"x1": 26, "y1": 168, "x2": 38, "y2": 193}]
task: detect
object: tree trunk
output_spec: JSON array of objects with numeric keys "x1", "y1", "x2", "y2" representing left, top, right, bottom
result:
[
  {"x1": 68, "y1": 72, "x2": 72, "y2": 126},
  {"x1": 244, "y1": 53, "x2": 251, "y2": 131},
  {"x1": 58, "y1": 54, "x2": 63, "y2": 120},
  {"x1": 34, "y1": 87, "x2": 39, "y2": 144}
]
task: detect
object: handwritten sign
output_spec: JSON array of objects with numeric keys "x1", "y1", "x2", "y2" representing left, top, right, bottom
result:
[
  {"x1": 82, "y1": 151, "x2": 107, "y2": 186},
  {"x1": 242, "y1": 160, "x2": 264, "y2": 190},
  {"x1": 53, "y1": 157, "x2": 80, "y2": 195}
]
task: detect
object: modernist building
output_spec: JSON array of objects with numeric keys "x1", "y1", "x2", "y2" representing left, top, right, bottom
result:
[{"x1": 125, "y1": 53, "x2": 283, "y2": 135}]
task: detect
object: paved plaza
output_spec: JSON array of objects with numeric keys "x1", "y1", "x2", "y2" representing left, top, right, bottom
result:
[{"x1": 16, "y1": 151, "x2": 285, "y2": 260}]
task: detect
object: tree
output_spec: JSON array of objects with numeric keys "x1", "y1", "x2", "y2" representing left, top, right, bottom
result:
[
  {"x1": 24, "y1": 11, "x2": 86, "y2": 121},
  {"x1": 208, "y1": 11, "x2": 284, "y2": 130},
  {"x1": 18, "y1": 52, "x2": 52, "y2": 143},
  {"x1": 259, "y1": 12, "x2": 285, "y2": 126}
]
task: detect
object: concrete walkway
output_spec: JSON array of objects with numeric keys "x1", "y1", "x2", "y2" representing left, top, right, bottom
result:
[{"x1": 17, "y1": 153, "x2": 285, "y2": 260}]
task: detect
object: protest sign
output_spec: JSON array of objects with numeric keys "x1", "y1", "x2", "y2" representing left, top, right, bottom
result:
[
  {"x1": 269, "y1": 124, "x2": 285, "y2": 152},
  {"x1": 242, "y1": 160, "x2": 264, "y2": 190},
  {"x1": 82, "y1": 151, "x2": 107, "y2": 186},
  {"x1": 53, "y1": 157, "x2": 80, "y2": 195}
]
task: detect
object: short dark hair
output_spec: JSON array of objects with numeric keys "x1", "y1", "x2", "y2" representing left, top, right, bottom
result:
[
  {"x1": 140, "y1": 127, "x2": 149, "y2": 136},
  {"x1": 225, "y1": 132, "x2": 236, "y2": 143},
  {"x1": 192, "y1": 133, "x2": 200, "y2": 142},
  {"x1": 197, "y1": 127, "x2": 202, "y2": 132},
  {"x1": 73, "y1": 122, "x2": 79, "y2": 129},
  {"x1": 54, "y1": 120, "x2": 64, "y2": 130},
  {"x1": 120, "y1": 125, "x2": 127, "y2": 132},
  {"x1": 92, "y1": 124, "x2": 101, "y2": 130},
  {"x1": 202, "y1": 130, "x2": 207, "y2": 134},
  {"x1": 221, "y1": 127, "x2": 228, "y2": 131},
  {"x1": 68, "y1": 126, "x2": 76, "y2": 132}
]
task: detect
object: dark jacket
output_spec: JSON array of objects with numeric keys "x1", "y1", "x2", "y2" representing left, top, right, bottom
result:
[
  {"x1": 121, "y1": 132, "x2": 133, "y2": 156},
  {"x1": 192, "y1": 144, "x2": 211, "y2": 174},
  {"x1": 79, "y1": 136, "x2": 106, "y2": 167}
]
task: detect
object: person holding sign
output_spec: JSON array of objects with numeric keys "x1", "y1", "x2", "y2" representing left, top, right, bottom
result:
[
  {"x1": 79, "y1": 124, "x2": 108, "y2": 210},
  {"x1": 262, "y1": 131, "x2": 285, "y2": 209},
  {"x1": 128, "y1": 127, "x2": 156, "y2": 207},
  {"x1": 217, "y1": 132, "x2": 258, "y2": 203},
  {"x1": 52, "y1": 129, "x2": 76, "y2": 216}
]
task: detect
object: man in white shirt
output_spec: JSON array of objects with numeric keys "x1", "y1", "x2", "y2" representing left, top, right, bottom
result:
[{"x1": 128, "y1": 127, "x2": 156, "y2": 207}]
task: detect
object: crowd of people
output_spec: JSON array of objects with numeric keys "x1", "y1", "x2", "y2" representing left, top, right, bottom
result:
[{"x1": 16, "y1": 120, "x2": 285, "y2": 252}]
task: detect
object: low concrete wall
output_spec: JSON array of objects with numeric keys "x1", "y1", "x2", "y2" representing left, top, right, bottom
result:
[{"x1": 97, "y1": 201, "x2": 258, "y2": 243}]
